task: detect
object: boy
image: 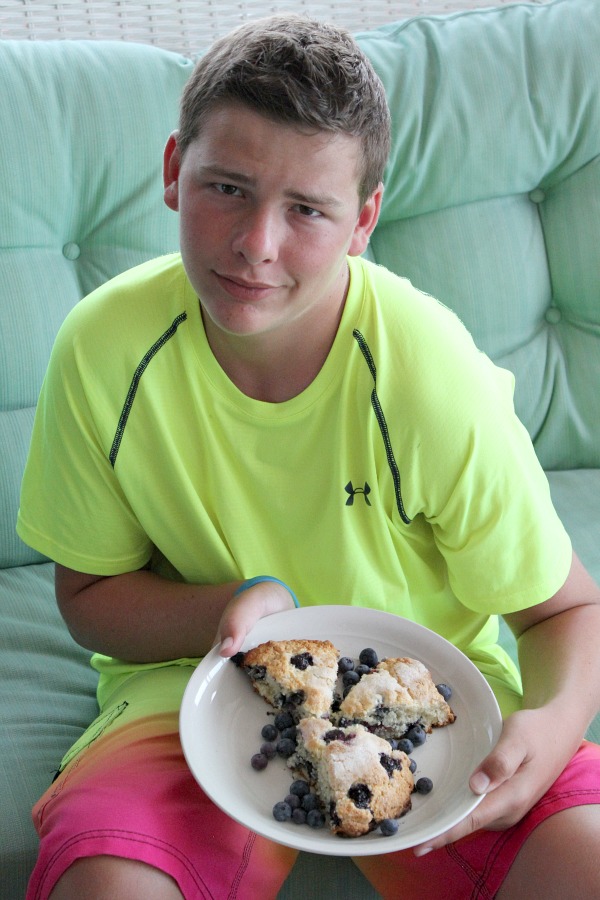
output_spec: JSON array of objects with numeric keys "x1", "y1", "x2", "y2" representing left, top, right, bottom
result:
[{"x1": 17, "y1": 13, "x2": 600, "y2": 899}]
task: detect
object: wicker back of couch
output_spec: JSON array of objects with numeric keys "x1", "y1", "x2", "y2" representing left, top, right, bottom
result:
[{"x1": 0, "y1": 0, "x2": 548, "y2": 55}]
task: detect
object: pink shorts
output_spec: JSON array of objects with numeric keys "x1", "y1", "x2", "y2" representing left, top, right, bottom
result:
[{"x1": 27, "y1": 677, "x2": 600, "y2": 900}]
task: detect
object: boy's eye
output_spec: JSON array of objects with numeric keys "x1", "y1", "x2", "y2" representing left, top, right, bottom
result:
[
  {"x1": 295, "y1": 204, "x2": 322, "y2": 218},
  {"x1": 215, "y1": 183, "x2": 241, "y2": 196}
]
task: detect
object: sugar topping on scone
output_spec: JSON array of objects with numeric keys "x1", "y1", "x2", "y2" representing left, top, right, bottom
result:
[
  {"x1": 289, "y1": 717, "x2": 414, "y2": 837},
  {"x1": 240, "y1": 639, "x2": 339, "y2": 719},
  {"x1": 335, "y1": 656, "x2": 455, "y2": 738}
]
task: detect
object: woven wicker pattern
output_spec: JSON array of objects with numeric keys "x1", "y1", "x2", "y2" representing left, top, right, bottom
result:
[{"x1": 0, "y1": 0, "x2": 549, "y2": 54}]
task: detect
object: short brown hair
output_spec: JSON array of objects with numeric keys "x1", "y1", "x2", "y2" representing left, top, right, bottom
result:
[{"x1": 178, "y1": 14, "x2": 391, "y2": 206}]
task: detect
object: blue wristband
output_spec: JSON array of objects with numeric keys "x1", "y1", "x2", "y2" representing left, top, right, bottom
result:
[{"x1": 233, "y1": 576, "x2": 300, "y2": 608}]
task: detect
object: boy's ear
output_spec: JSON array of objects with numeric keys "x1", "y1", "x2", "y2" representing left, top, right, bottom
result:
[
  {"x1": 347, "y1": 183, "x2": 384, "y2": 257},
  {"x1": 163, "y1": 132, "x2": 181, "y2": 212}
]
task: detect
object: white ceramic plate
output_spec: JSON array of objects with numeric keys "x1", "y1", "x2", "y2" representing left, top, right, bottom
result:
[{"x1": 179, "y1": 606, "x2": 502, "y2": 856}]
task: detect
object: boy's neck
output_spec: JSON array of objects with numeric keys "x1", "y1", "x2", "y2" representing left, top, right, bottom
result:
[
  {"x1": 201, "y1": 267, "x2": 349, "y2": 403},
  {"x1": 203, "y1": 317, "x2": 340, "y2": 402}
]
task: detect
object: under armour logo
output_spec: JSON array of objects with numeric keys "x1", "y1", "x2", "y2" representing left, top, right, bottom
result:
[{"x1": 345, "y1": 481, "x2": 371, "y2": 506}]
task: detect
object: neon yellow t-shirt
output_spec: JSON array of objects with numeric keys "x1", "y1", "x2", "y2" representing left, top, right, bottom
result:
[{"x1": 17, "y1": 253, "x2": 572, "y2": 715}]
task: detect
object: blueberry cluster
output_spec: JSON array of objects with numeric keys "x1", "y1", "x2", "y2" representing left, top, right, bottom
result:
[
  {"x1": 250, "y1": 711, "x2": 299, "y2": 771},
  {"x1": 337, "y1": 647, "x2": 379, "y2": 697},
  {"x1": 272, "y1": 779, "x2": 325, "y2": 828}
]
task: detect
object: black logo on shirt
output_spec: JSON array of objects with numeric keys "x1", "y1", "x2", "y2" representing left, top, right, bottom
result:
[{"x1": 345, "y1": 481, "x2": 371, "y2": 506}]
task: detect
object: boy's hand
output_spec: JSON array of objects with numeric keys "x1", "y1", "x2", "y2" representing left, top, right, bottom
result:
[
  {"x1": 412, "y1": 706, "x2": 579, "y2": 855},
  {"x1": 215, "y1": 580, "x2": 296, "y2": 657}
]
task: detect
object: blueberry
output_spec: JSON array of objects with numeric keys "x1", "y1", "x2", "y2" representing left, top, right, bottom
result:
[
  {"x1": 379, "y1": 754, "x2": 402, "y2": 777},
  {"x1": 230, "y1": 652, "x2": 245, "y2": 667},
  {"x1": 280, "y1": 726, "x2": 298, "y2": 742},
  {"x1": 342, "y1": 670, "x2": 360, "y2": 688},
  {"x1": 261, "y1": 723, "x2": 278, "y2": 742},
  {"x1": 306, "y1": 809, "x2": 326, "y2": 828},
  {"x1": 274, "y1": 711, "x2": 294, "y2": 731},
  {"x1": 284, "y1": 793, "x2": 301, "y2": 809},
  {"x1": 284, "y1": 690, "x2": 305, "y2": 709},
  {"x1": 290, "y1": 652, "x2": 313, "y2": 670},
  {"x1": 289, "y1": 780, "x2": 310, "y2": 798},
  {"x1": 406, "y1": 725, "x2": 427, "y2": 746},
  {"x1": 276, "y1": 738, "x2": 296, "y2": 758},
  {"x1": 272, "y1": 801, "x2": 292, "y2": 822},
  {"x1": 260, "y1": 742, "x2": 277, "y2": 760},
  {"x1": 301, "y1": 792, "x2": 320, "y2": 812},
  {"x1": 409, "y1": 758, "x2": 417, "y2": 774},
  {"x1": 338, "y1": 656, "x2": 355, "y2": 674},
  {"x1": 355, "y1": 663, "x2": 372, "y2": 678},
  {"x1": 291, "y1": 807, "x2": 307, "y2": 824},
  {"x1": 348, "y1": 783, "x2": 372, "y2": 809},
  {"x1": 359, "y1": 648, "x2": 378, "y2": 668},
  {"x1": 396, "y1": 738, "x2": 414, "y2": 755},
  {"x1": 324, "y1": 728, "x2": 355, "y2": 744},
  {"x1": 436, "y1": 683, "x2": 452, "y2": 701},
  {"x1": 250, "y1": 753, "x2": 268, "y2": 771},
  {"x1": 379, "y1": 818, "x2": 399, "y2": 837},
  {"x1": 415, "y1": 777, "x2": 433, "y2": 794},
  {"x1": 249, "y1": 665, "x2": 266, "y2": 681}
]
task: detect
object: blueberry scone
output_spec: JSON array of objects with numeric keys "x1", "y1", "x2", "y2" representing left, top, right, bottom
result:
[
  {"x1": 289, "y1": 717, "x2": 414, "y2": 836},
  {"x1": 336, "y1": 656, "x2": 455, "y2": 738},
  {"x1": 239, "y1": 639, "x2": 340, "y2": 719}
]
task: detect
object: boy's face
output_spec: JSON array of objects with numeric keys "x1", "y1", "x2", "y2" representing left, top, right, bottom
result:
[{"x1": 164, "y1": 103, "x2": 381, "y2": 346}]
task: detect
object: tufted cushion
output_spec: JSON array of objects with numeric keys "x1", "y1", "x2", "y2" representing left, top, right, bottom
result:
[
  {"x1": 357, "y1": 0, "x2": 600, "y2": 470},
  {"x1": 0, "y1": 40, "x2": 194, "y2": 567}
]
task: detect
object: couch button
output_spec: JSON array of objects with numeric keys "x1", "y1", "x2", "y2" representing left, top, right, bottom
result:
[
  {"x1": 529, "y1": 188, "x2": 546, "y2": 204},
  {"x1": 62, "y1": 242, "x2": 81, "y2": 260},
  {"x1": 545, "y1": 307, "x2": 562, "y2": 324}
]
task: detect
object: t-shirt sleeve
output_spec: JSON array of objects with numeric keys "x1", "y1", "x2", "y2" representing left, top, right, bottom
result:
[
  {"x1": 393, "y1": 292, "x2": 572, "y2": 615},
  {"x1": 17, "y1": 309, "x2": 153, "y2": 575}
]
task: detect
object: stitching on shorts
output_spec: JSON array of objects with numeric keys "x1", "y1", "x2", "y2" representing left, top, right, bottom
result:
[
  {"x1": 447, "y1": 787, "x2": 600, "y2": 900},
  {"x1": 36, "y1": 828, "x2": 215, "y2": 900},
  {"x1": 444, "y1": 841, "x2": 497, "y2": 900},
  {"x1": 57, "y1": 702, "x2": 130, "y2": 775},
  {"x1": 228, "y1": 831, "x2": 256, "y2": 898},
  {"x1": 36, "y1": 703, "x2": 131, "y2": 828}
]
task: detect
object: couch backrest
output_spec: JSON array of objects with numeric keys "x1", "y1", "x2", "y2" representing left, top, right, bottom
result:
[
  {"x1": 0, "y1": 40, "x2": 193, "y2": 566},
  {"x1": 358, "y1": 0, "x2": 600, "y2": 471}
]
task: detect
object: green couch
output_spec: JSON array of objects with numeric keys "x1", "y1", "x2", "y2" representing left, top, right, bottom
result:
[{"x1": 1, "y1": 0, "x2": 598, "y2": 896}]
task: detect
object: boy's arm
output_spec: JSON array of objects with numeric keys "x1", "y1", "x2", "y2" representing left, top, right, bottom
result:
[
  {"x1": 55, "y1": 564, "x2": 295, "y2": 662},
  {"x1": 413, "y1": 551, "x2": 600, "y2": 854}
]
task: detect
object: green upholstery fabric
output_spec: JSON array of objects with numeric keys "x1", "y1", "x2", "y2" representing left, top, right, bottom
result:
[
  {"x1": 0, "y1": 2, "x2": 598, "y2": 897},
  {"x1": 0, "y1": 40, "x2": 194, "y2": 568},
  {"x1": 357, "y1": 0, "x2": 600, "y2": 471},
  {"x1": 0, "y1": 563, "x2": 98, "y2": 895}
]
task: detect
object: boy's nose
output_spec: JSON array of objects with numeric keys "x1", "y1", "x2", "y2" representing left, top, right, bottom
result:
[{"x1": 232, "y1": 209, "x2": 280, "y2": 264}]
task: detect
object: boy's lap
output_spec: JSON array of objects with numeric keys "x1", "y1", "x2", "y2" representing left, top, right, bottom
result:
[
  {"x1": 29, "y1": 697, "x2": 600, "y2": 899},
  {"x1": 28, "y1": 709, "x2": 296, "y2": 899}
]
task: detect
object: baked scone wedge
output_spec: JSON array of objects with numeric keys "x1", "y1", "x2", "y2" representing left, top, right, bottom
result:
[
  {"x1": 289, "y1": 717, "x2": 413, "y2": 837},
  {"x1": 238, "y1": 639, "x2": 339, "y2": 719},
  {"x1": 336, "y1": 656, "x2": 455, "y2": 738}
]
